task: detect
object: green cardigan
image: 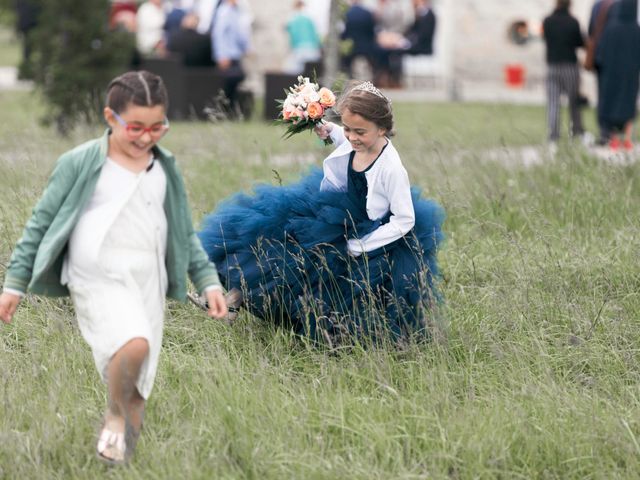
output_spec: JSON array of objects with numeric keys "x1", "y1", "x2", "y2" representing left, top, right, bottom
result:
[{"x1": 2, "y1": 130, "x2": 221, "y2": 300}]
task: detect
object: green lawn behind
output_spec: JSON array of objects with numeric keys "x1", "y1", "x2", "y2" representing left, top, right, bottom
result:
[{"x1": 0, "y1": 23, "x2": 20, "y2": 67}]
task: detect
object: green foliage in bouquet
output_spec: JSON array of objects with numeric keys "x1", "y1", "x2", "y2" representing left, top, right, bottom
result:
[
  {"x1": 28, "y1": 0, "x2": 135, "y2": 134},
  {"x1": 276, "y1": 97, "x2": 319, "y2": 141}
]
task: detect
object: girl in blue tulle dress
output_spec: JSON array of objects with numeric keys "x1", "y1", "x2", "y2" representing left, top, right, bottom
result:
[{"x1": 199, "y1": 81, "x2": 445, "y2": 344}]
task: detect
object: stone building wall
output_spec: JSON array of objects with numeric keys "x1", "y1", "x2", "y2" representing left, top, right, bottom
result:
[{"x1": 449, "y1": 0, "x2": 593, "y2": 85}]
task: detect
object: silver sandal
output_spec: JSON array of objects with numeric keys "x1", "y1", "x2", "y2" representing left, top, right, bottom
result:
[{"x1": 96, "y1": 426, "x2": 126, "y2": 465}]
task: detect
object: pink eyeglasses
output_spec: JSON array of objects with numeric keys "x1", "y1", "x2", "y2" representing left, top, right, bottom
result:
[{"x1": 111, "y1": 110, "x2": 170, "y2": 139}]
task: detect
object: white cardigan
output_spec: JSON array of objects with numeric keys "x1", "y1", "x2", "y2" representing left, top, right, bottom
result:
[{"x1": 321, "y1": 125, "x2": 415, "y2": 255}]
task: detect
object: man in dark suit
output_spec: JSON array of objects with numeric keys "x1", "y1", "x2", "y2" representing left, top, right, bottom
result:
[
  {"x1": 341, "y1": 1, "x2": 379, "y2": 72},
  {"x1": 405, "y1": 0, "x2": 436, "y2": 55},
  {"x1": 166, "y1": 12, "x2": 215, "y2": 67}
]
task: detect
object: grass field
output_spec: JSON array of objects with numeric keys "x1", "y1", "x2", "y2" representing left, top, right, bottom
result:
[
  {"x1": 0, "y1": 89, "x2": 639, "y2": 479},
  {"x1": 0, "y1": 23, "x2": 19, "y2": 67}
]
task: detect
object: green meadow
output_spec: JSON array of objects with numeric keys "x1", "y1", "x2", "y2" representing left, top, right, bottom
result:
[{"x1": 1, "y1": 83, "x2": 639, "y2": 479}]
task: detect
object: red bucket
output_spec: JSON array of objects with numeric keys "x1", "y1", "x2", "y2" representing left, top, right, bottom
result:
[{"x1": 504, "y1": 64, "x2": 525, "y2": 88}]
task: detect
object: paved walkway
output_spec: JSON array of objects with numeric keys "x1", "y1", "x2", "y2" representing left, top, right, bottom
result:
[
  {"x1": 383, "y1": 80, "x2": 546, "y2": 105},
  {"x1": 466, "y1": 144, "x2": 639, "y2": 168}
]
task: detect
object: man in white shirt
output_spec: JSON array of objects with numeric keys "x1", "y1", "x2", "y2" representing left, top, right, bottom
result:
[{"x1": 210, "y1": 0, "x2": 250, "y2": 118}]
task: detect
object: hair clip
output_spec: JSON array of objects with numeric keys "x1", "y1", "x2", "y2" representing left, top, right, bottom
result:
[{"x1": 353, "y1": 81, "x2": 387, "y2": 99}]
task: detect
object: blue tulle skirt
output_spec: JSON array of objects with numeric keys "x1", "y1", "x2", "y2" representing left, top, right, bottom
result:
[{"x1": 198, "y1": 169, "x2": 445, "y2": 343}]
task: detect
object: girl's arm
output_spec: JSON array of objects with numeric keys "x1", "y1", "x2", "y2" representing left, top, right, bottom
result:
[
  {"x1": 318, "y1": 123, "x2": 351, "y2": 192},
  {"x1": 3, "y1": 156, "x2": 76, "y2": 294},
  {"x1": 187, "y1": 231, "x2": 223, "y2": 292},
  {"x1": 328, "y1": 124, "x2": 347, "y2": 146},
  {"x1": 187, "y1": 230, "x2": 228, "y2": 319},
  {"x1": 347, "y1": 166, "x2": 415, "y2": 255},
  {"x1": 315, "y1": 122, "x2": 348, "y2": 147},
  {"x1": 180, "y1": 186, "x2": 227, "y2": 319}
]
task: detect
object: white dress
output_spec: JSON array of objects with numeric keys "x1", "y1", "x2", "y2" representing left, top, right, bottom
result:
[{"x1": 62, "y1": 157, "x2": 168, "y2": 399}]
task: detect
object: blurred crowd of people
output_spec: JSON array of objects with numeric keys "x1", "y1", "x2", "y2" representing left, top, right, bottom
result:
[
  {"x1": 121, "y1": 0, "x2": 438, "y2": 90},
  {"x1": 340, "y1": 0, "x2": 436, "y2": 88},
  {"x1": 542, "y1": 0, "x2": 640, "y2": 151},
  {"x1": 14, "y1": 0, "x2": 637, "y2": 148},
  {"x1": 14, "y1": 0, "x2": 436, "y2": 92},
  {"x1": 108, "y1": 0, "x2": 251, "y2": 114}
]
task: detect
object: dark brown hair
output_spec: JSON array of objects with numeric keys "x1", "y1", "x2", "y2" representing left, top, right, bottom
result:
[
  {"x1": 335, "y1": 80, "x2": 395, "y2": 136},
  {"x1": 106, "y1": 70, "x2": 169, "y2": 113}
]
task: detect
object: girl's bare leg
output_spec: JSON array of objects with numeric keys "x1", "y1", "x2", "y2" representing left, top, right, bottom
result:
[{"x1": 101, "y1": 337, "x2": 149, "y2": 460}]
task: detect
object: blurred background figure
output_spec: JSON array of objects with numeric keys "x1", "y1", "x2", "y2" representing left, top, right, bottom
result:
[
  {"x1": 283, "y1": 0, "x2": 322, "y2": 74},
  {"x1": 374, "y1": 0, "x2": 410, "y2": 52},
  {"x1": 14, "y1": 0, "x2": 40, "y2": 79},
  {"x1": 595, "y1": 0, "x2": 640, "y2": 151},
  {"x1": 109, "y1": 0, "x2": 138, "y2": 32},
  {"x1": 136, "y1": 0, "x2": 167, "y2": 56},
  {"x1": 542, "y1": 0, "x2": 586, "y2": 146},
  {"x1": 404, "y1": 0, "x2": 436, "y2": 55},
  {"x1": 341, "y1": 0, "x2": 378, "y2": 76},
  {"x1": 588, "y1": 0, "x2": 617, "y2": 34},
  {"x1": 163, "y1": 0, "x2": 191, "y2": 38},
  {"x1": 341, "y1": 0, "x2": 393, "y2": 86},
  {"x1": 587, "y1": 0, "x2": 618, "y2": 145},
  {"x1": 375, "y1": 0, "x2": 409, "y2": 35},
  {"x1": 376, "y1": 0, "x2": 437, "y2": 88},
  {"x1": 166, "y1": 12, "x2": 214, "y2": 66},
  {"x1": 211, "y1": 0, "x2": 251, "y2": 117},
  {"x1": 195, "y1": 0, "x2": 221, "y2": 34}
]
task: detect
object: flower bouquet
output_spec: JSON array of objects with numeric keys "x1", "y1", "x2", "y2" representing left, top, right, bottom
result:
[{"x1": 277, "y1": 76, "x2": 336, "y2": 145}]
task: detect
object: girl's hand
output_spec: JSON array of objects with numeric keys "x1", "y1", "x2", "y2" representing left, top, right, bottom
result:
[
  {"x1": 205, "y1": 289, "x2": 228, "y2": 319},
  {"x1": 0, "y1": 292, "x2": 21, "y2": 324},
  {"x1": 347, "y1": 238, "x2": 365, "y2": 257},
  {"x1": 314, "y1": 121, "x2": 333, "y2": 141}
]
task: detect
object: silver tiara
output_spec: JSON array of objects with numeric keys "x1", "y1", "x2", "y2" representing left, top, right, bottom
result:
[{"x1": 353, "y1": 81, "x2": 386, "y2": 99}]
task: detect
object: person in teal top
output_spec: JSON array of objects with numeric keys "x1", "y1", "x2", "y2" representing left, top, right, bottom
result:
[
  {"x1": 284, "y1": 0, "x2": 322, "y2": 74},
  {"x1": 0, "y1": 71, "x2": 228, "y2": 466}
]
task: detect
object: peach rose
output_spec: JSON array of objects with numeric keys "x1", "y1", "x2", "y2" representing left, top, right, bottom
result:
[
  {"x1": 290, "y1": 108, "x2": 305, "y2": 124},
  {"x1": 318, "y1": 87, "x2": 336, "y2": 107},
  {"x1": 307, "y1": 102, "x2": 324, "y2": 120},
  {"x1": 282, "y1": 102, "x2": 297, "y2": 120}
]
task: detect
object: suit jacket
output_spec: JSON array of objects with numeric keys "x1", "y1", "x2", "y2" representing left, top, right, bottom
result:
[
  {"x1": 405, "y1": 8, "x2": 436, "y2": 55},
  {"x1": 167, "y1": 29, "x2": 214, "y2": 67},
  {"x1": 341, "y1": 5, "x2": 378, "y2": 56}
]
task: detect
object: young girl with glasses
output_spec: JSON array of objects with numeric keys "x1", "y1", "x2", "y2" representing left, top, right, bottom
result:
[
  {"x1": 0, "y1": 70, "x2": 228, "y2": 465},
  {"x1": 198, "y1": 80, "x2": 445, "y2": 345}
]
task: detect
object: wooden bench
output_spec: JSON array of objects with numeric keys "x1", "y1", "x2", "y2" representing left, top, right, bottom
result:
[
  {"x1": 401, "y1": 54, "x2": 444, "y2": 89},
  {"x1": 138, "y1": 56, "x2": 253, "y2": 120}
]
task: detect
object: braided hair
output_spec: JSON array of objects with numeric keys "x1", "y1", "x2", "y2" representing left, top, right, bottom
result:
[{"x1": 106, "y1": 71, "x2": 169, "y2": 113}]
